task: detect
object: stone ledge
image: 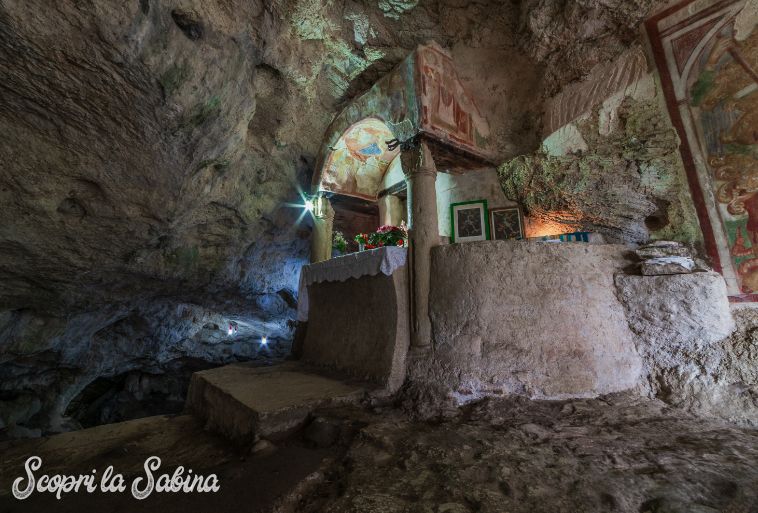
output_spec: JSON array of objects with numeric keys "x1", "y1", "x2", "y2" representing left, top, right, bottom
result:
[{"x1": 185, "y1": 362, "x2": 365, "y2": 444}]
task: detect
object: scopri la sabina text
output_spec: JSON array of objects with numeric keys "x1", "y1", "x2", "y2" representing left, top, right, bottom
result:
[{"x1": 12, "y1": 456, "x2": 220, "y2": 500}]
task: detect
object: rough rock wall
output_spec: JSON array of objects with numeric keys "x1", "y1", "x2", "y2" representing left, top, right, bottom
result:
[
  {"x1": 615, "y1": 272, "x2": 758, "y2": 427},
  {"x1": 500, "y1": 0, "x2": 702, "y2": 246},
  {"x1": 519, "y1": 0, "x2": 667, "y2": 97},
  {"x1": 499, "y1": 84, "x2": 702, "y2": 245},
  {"x1": 0, "y1": 0, "x2": 541, "y2": 435}
]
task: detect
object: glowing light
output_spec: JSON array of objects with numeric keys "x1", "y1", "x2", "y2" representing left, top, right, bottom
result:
[
  {"x1": 523, "y1": 212, "x2": 580, "y2": 238},
  {"x1": 283, "y1": 190, "x2": 322, "y2": 227},
  {"x1": 260, "y1": 336, "x2": 268, "y2": 346}
]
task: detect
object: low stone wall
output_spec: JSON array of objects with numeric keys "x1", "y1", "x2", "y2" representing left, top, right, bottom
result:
[
  {"x1": 422, "y1": 241, "x2": 642, "y2": 400},
  {"x1": 302, "y1": 269, "x2": 410, "y2": 391}
]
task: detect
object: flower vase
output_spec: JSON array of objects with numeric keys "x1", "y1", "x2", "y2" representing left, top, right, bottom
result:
[{"x1": 359, "y1": 242, "x2": 365, "y2": 252}]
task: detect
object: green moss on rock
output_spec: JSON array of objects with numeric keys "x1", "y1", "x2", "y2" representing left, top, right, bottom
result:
[
  {"x1": 166, "y1": 246, "x2": 200, "y2": 271},
  {"x1": 498, "y1": 95, "x2": 703, "y2": 244},
  {"x1": 182, "y1": 96, "x2": 222, "y2": 130},
  {"x1": 158, "y1": 62, "x2": 191, "y2": 97}
]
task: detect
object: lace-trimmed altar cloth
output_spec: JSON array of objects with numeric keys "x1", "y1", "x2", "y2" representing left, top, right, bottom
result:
[{"x1": 296, "y1": 246, "x2": 408, "y2": 321}]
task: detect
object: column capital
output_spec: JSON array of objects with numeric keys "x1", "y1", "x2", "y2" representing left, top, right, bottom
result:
[{"x1": 401, "y1": 141, "x2": 437, "y2": 179}]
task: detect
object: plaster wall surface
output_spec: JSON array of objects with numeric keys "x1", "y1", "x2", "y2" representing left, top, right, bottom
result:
[
  {"x1": 383, "y1": 160, "x2": 513, "y2": 239},
  {"x1": 302, "y1": 269, "x2": 410, "y2": 391},
  {"x1": 436, "y1": 169, "x2": 515, "y2": 238},
  {"x1": 425, "y1": 241, "x2": 643, "y2": 399}
]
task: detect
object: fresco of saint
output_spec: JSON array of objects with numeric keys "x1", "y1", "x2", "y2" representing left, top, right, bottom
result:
[{"x1": 693, "y1": 21, "x2": 758, "y2": 292}]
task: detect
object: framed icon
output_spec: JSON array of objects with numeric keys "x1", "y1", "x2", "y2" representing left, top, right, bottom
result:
[
  {"x1": 450, "y1": 200, "x2": 489, "y2": 243},
  {"x1": 489, "y1": 207, "x2": 524, "y2": 241}
]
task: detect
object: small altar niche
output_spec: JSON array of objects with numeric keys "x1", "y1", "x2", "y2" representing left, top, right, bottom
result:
[
  {"x1": 306, "y1": 41, "x2": 511, "y2": 264},
  {"x1": 297, "y1": 42, "x2": 647, "y2": 398},
  {"x1": 320, "y1": 118, "x2": 408, "y2": 253}
]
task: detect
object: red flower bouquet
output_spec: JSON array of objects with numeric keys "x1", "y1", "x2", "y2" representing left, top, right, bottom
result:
[
  {"x1": 353, "y1": 224, "x2": 408, "y2": 251},
  {"x1": 373, "y1": 224, "x2": 407, "y2": 247}
]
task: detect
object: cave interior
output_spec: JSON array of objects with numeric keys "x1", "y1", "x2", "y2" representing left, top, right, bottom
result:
[{"x1": 1, "y1": 0, "x2": 758, "y2": 511}]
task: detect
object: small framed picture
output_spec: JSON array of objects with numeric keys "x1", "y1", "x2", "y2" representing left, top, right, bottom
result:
[
  {"x1": 490, "y1": 207, "x2": 524, "y2": 241},
  {"x1": 451, "y1": 200, "x2": 490, "y2": 243}
]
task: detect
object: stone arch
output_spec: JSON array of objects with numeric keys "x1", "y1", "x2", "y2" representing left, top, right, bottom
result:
[{"x1": 317, "y1": 117, "x2": 401, "y2": 201}]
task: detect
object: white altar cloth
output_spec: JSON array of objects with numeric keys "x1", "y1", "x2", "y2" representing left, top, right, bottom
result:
[{"x1": 297, "y1": 246, "x2": 408, "y2": 321}]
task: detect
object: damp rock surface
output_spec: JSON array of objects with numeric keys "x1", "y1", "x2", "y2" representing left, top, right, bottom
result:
[
  {"x1": 300, "y1": 395, "x2": 758, "y2": 513},
  {"x1": 1, "y1": 395, "x2": 756, "y2": 513}
]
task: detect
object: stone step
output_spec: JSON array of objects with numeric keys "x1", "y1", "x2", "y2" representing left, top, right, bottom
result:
[{"x1": 185, "y1": 361, "x2": 365, "y2": 444}]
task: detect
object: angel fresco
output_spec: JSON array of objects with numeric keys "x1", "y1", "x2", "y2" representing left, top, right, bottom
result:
[{"x1": 693, "y1": 21, "x2": 758, "y2": 292}]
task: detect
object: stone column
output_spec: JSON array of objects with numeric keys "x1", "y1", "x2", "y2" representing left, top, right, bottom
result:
[
  {"x1": 310, "y1": 196, "x2": 334, "y2": 264},
  {"x1": 401, "y1": 141, "x2": 439, "y2": 349},
  {"x1": 378, "y1": 194, "x2": 404, "y2": 226}
]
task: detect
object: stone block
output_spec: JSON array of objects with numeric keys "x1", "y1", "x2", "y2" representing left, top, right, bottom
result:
[
  {"x1": 614, "y1": 272, "x2": 735, "y2": 355},
  {"x1": 185, "y1": 362, "x2": 364, "y2": 444},
  {"x1": 640, "y1": 256, "x2": 695, "y2": 275},
  {"x1": 635, "y1": 241, "x2": 691, "y2": 259},
  {"x1": 303, "y1": 270, "x2": 410, "y2": 392},
  {"x1": 424, "y1": 241, "x2": 642, "y2": 399}
]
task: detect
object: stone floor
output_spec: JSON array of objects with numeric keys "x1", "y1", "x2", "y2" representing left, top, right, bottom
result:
[
  {"x1": 1, "y1": 393, "x2": 757, "y2": 513},
  {"x1": 300, "y1": 394, "x2": 758, "y2": 513}
]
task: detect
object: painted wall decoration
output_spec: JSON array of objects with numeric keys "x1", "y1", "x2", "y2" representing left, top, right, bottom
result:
[
  {"x1": 314, "y1": 42, "x2": 495, "y2": 200},
  {"x1": 417, "y1": 43, "x2": 491, "y2": 158},
  {"x1": 450, "y1": 200, "x2": 490, "y2": 243},
  {"x1": 313, "y1": 55, "x2": 418, "y2": 199},
  {"x1": 647, "y1": 0, "x2": 758, "y2": 299},
  {"x1": 542, "y1": 48, "x2": 649, "y2": 137},
  {"x1": 319, "y1": 118, "x2": 399, "y2": 200}
]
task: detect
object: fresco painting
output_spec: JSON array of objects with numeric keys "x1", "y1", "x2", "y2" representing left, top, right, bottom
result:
[
  {"x1": 312, "y1": 54, "x2": 417, "y2": 199},
  {"x1": 313, "y1": 42, "x2": 493, "y2": 201},
  {"x1": 319, "y1": 118, "x2": 399, "y2": 200},
  {"x1": 417, "y1": 43, "x2": 491, "y2": 157},
  {"x1": 648, "y1": 0, "x2": 758, "y2": 298}
]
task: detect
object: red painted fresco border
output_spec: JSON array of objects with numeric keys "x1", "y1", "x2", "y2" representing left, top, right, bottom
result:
[
  {"x1": 645, "y1": 0, "x2": 724, "y2": 275},
  {"x1": 729, "y1": 293, "x2": 758, "y2": 303},
  {"x1": 658, "y1": 0, "x2": 735, "y2": 38}
]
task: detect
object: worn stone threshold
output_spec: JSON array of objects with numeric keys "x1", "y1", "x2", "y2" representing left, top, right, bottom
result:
[{"x1": 185, "y1": 361, "x2": 377, "y2": 444}]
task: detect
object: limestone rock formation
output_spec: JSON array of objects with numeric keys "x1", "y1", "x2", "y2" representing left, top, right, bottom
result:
[
  {"x1": 297, "y1": 396, "x2": 758, "y2": 513},
  {"x1": 640, "y1": 257, "x2": 696, "y2": 276},
  {"x1": 0, "y1": 0, "x2": 542, "y2": 435},
  {"x1": 499, "y1": 0, "x2": 701, "y2": 246},
  {"x1": 519, "y1": 0, "x2": 668, "y2": 97},
  {"x1": 498, "y1": 93, "x2": 699, "y2": 244},
  {"x1": 615, "y1": 272, "x2": 758, "y2": 427},
  {"x1": 1, "y1": 0, "x2": 751, "y2": 440}
]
